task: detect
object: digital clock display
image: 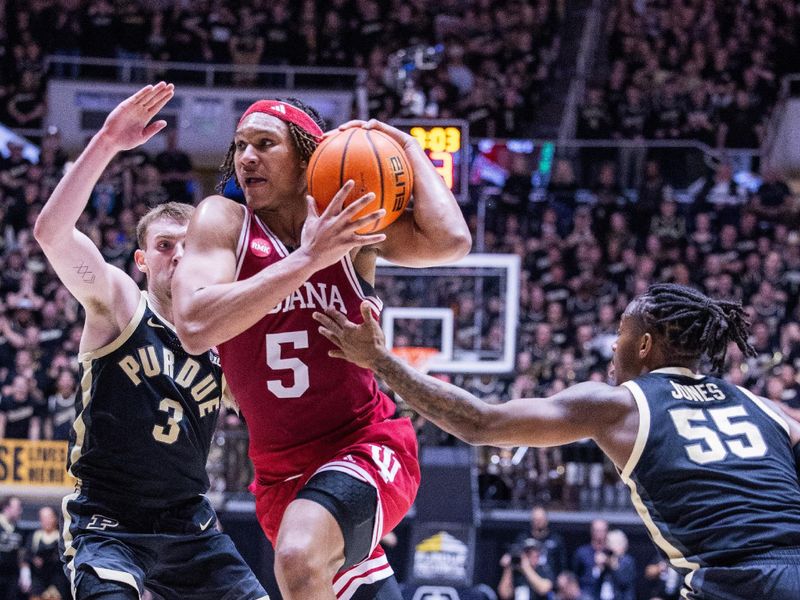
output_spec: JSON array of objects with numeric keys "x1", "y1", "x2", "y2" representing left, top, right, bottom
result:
[{"x1": 391, "y1": 120, "x2": 468, "y2": 201}]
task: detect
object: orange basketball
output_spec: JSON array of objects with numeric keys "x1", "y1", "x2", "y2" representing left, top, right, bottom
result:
[{"x1": 306, "y1": 128, "x2": 414, "y2": 233}]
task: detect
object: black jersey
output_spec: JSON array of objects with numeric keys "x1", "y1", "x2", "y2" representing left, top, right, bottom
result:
[
  {"x1": 69, "y1": 293, "x2": 224, "y2": 509},
  {"x1": 620, "y1": 368, "x2": 800, "y2": 579}
]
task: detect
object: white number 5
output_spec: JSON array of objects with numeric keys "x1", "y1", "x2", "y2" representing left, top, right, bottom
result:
[
  {"x1": 266, "y1": 331, "x2": 310, "y2": 398},
  {"x1": 669, "y1": 406, "x2": 767, "y2": 465}
]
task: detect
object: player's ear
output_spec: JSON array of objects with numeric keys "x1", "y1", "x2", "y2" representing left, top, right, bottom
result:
[
  {"x1": 639, "y1": 332, "x2": 653, "y2": 359},
  {"x1": 134, "y1": 248, "x2": 147, "y2": 273}
]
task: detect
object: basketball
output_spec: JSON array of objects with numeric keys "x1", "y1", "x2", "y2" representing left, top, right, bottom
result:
[{"x1": 306, "y1": 128, "x2": 414, "y2": 233}]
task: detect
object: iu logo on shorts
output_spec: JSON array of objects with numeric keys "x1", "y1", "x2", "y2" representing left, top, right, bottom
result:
[{"x1": 371, "y1": 445, "x2": 400, "y2": 484}]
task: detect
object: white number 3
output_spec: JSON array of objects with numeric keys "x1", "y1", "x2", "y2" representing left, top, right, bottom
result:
[
  {"x1": 669, "y1": 406, "x2": 767, "y2": 465},
  {"x1": 153, "y1": 398, "x2": 184, "y2": 444}
]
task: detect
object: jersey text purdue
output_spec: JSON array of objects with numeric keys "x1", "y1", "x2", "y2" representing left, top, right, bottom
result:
[{"x1": 117, "y1": 345, "x2": 220, "y2": 416}]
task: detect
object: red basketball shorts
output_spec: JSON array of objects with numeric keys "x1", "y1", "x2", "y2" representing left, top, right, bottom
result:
[{"x1": 252, "y1": 417, "x2": 420, "y2": 598}]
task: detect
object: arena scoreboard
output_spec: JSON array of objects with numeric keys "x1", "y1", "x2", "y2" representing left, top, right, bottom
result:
[{"x1": 390, "y1": 119, "x2": 469, "y2": 201}]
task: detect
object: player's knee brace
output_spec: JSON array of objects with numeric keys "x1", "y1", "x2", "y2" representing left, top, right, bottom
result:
[{"x1": 296, "y1": 470, "x2": 378, "y2": 568}]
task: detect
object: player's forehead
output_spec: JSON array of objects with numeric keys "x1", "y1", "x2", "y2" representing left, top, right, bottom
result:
[
  {"x1": 235, "y1": 113, "x2": 290, "y2": 140},
  {"x1": 621, "y1": 295, "x2": 648, "y2": 323},
  {"x1": 617, "y1": 313, "x2": 636, "y2": 335},
  {"x1": 145, "y1": 217, "x2": 187, "y2": 242}
]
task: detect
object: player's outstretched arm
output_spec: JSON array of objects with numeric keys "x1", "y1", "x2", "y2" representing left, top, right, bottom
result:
[
  {"x1": 172, "y1": 183, "x2": 387, "y2": 354},
  {"x1": 34, "y1": 82, "x2": 174, "y2": 321},
  {"x1": 314, "y1": 303, "x2": 634, "y2": 455},
  {"x1": 333, "y1": 120, "x2": 472, "y2": 266}
]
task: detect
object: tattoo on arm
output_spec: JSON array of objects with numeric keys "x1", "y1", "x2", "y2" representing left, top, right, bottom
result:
[
  {"x1": 72, "y1": 262, "x2": 96, "y2": 284},
  {"x1": 372, "y1": 353, "x2": 487, "y2": 441}
]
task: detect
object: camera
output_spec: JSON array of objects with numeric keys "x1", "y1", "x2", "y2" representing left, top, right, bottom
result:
[
  {"x1": 508, "y1": 538, "x2": 542, "y2": 568},
  {"x1": 508, "y1": 543, "x2": 524, "y2": 567}
]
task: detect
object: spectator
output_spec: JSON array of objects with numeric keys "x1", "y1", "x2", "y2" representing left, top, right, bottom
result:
[
  {"x1": 498, "y1": 538, "x2": 554, "y2": 600},
  {"x1": 51, "y1": 0, "x2": 83, "y2": 78},
  {"x1": 0, "y1": 496, "x2": 26, "y2": 600},
  {"x1": 154, "y1": 129, "x2": 194, "y2": 204},
  {"x1": 595, "y1": 529, "x2": 636, "y2": 600},
  {"x1": 749, "y1": 167, "x2": 794, "y2": 225},
  {"x1": 44, "y1": 369, "x2": 76, "y2": 441},
  {"x1": 698, "y1": 162, "x2": 747, "y2": 227},
  {"x1": 554, "y1": 570, "x2": 593, "y2": 600},
  {"x1": 0, "y1": 374, "x2": 45, "y2": 439},
  {"x1": 572, "y1": 519, "x2": 608, "y2": 595},
  {"x1": 718, "y1": 90, "x2": 761, "y2": 149},
  {"x1": 1, "y1": 142, "x2": 33, "y2": 204},
  {"x1": 643, "y1": 554, "x2": 681, "y2": 600},
  {"x1": 228, "y1": 6, "x2": 265, "y2": 86},
  {"x1": 513, "y1": 505, "x2": 568, "y2": 578},
  {"x1": 27, "y1": 506, "x2": 70, "y2": 600},
  {"x1": 576, "y1": 85, "x2": 613, "y2": 182},
  {"x1": 6, "y1": 70, "x2": 46, "y2": 131},
  {"x1": 83, "y1": 0, "x2": 116, "y2": 60},
  {"x1": 632, "y1": 160, "x2": 665, "y2": 237},
  {"x1": 115, "y1": 2, "x2": 149, "y2": 80},
  {"x1": 649, "y1": 199, "x2": 686, "y2": 246},
  {"x1": 614, "y1": 85, "x2": 647, "y2": 189},
  {"x1": 548, "y1": 159, "x2": 580, "y2": 233}
]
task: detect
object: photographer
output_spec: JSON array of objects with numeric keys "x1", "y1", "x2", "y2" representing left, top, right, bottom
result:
[
  {"x1": 595, "y1": 530, "x2": 636, "y2": 600},
  {"x1": 498, "y1": 538, "x2": 554, "y2": 600}
]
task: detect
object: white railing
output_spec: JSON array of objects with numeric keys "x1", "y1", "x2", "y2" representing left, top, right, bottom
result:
[{"x1": 46, "y1": 55, "x2": 365, "y2": 90}]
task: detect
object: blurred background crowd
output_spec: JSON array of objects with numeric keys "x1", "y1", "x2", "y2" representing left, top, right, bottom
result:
[
  {"x1": 2, "y1": 0, "x2": 800, "y2": 507},
  {"x1": 2, "y1": 1, "x2": 800, "y2": 598}
]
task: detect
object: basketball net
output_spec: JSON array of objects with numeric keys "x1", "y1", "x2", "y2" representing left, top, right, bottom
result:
[{"x1": 391, "y1": 346, "x2": 439, "y2": 375}]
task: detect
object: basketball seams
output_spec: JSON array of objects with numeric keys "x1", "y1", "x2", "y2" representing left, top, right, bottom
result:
[
  {"x1": 307, "y1": 128, "x2": 412, "y2": 233},
  {"x1": 340, "y1": 129, "x2": 358, "y2": 193},
  {"x1": 306, "y1": 135, "x2": 331, "y2": 200},
  {"x1": 363, "y1": 130, "x2": 385, "y2": 234}
]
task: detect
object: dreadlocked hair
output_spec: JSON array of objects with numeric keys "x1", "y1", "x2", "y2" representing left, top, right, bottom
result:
[
  {"x1": 216, "y1": 97, "x2": 326, "y2": 193},
  {"x1": 631, "y1": 283, "x2": 755, "y2": 373}
]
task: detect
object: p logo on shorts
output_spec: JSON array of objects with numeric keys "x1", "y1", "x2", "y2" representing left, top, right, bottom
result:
[
  {"x1": 370, "y1": 445, "x2": 400, "y2": 484},
  {"x1": 87, "y1": 514, "x2": 120, "y2": 530}
]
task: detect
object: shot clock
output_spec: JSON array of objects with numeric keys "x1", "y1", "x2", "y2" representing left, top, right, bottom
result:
[{"x1": 391, "y1": 120, "x2": 469, "y2": 201}]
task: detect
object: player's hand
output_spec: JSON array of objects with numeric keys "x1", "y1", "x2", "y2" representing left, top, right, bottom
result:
[
  {"x1": 312, "y1": 301, "x2": 387, "y2": 369},
  {"x1": 99, "y1": 81, "x2": 174, "y2": 152},
  {"x1": 499, "y1": 553, "x2": 512, "y2": 569},
  {"x1": 300, "y1": 180, "x2": 386, "y2": 269},
  {"x1": 327, "y1": 119, "x2": 418, "y2": 152}
]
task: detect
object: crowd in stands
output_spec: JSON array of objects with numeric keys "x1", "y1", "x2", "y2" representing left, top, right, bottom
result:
[
  {"x1": 2, "y1": 0, "x2": 798, "y2": 515},
  {"x1": 0, "y1": 496, "x2": 70, "y2": 600},
  {"x1": 377, "y1": 150, "x2": 800, "y2": 512},
  {"x1": 493, "y1": 507, "x2": 683, "y2": 600},
  {"x1": 0, "y1": 130, "x2": 196, "y2": 442},
  {"x1": 2, "y1": 0, "x2": 563, "y2": 138},
  {"x1": 576, "y1": 0, "x2": 798, "y2": 187}
]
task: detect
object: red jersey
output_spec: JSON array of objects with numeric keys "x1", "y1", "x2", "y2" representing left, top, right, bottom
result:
[{"x1": 218, "y1": 207, "x2": 398, "y2": 482}]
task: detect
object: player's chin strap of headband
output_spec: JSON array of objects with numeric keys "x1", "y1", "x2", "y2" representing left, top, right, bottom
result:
[{"x1": 238, "y1": 100, "x2": 323, "y2": 141}]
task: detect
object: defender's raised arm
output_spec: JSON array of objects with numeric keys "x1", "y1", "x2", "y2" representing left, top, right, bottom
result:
[{"x1": 33, "y1": 83, "x2": 174, "y2": 349}]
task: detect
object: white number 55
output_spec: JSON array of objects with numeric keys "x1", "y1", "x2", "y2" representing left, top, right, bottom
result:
[{"x1": 669, "y1": 406, "x2": 767, "y2": 465}]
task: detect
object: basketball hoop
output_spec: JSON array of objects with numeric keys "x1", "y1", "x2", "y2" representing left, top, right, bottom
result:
[{"x1": 391, "y1": 346, "x2": 439, "y2": 374}]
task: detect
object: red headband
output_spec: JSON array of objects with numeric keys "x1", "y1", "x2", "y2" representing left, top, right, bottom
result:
[{"x1": 237, "y1": 100, "x2": 323, "y2": 139}]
